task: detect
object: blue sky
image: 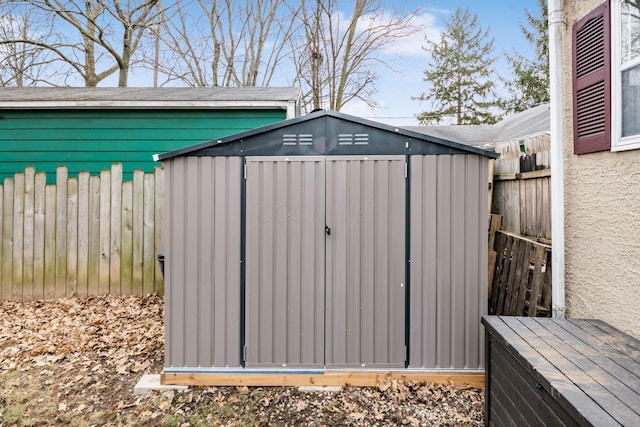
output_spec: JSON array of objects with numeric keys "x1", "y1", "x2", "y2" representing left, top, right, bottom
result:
[{"x1": 342, "y1": 0, "x2": 542, "y2": 125}]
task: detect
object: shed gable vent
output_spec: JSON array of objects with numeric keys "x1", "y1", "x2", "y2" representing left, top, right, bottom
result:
[
  {"x1": 338, "y1": 133, "x2": 369, "y2": 145},
  {"x1": 282, "y1": 133, "x2": 313, "y2": 146}
]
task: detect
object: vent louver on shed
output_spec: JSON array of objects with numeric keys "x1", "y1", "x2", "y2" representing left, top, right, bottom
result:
[
  {"x1": 572, "y1": 2, "x2": 610, "y2": 154},
  {"x1": 282, "y1": 133, "x2": 313, "y2": 146},
  {"x1": 338, "y1": 133, "x2": 369, "y2": 145}
]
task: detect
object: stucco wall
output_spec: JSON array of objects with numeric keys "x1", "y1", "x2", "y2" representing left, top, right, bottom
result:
[{"x1": 562, "y1": 0, "x2": 640, "y2": 339}]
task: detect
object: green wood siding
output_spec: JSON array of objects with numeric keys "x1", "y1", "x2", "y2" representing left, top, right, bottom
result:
[{"x1": 0, "y1": 109, "x2": 286, "y2": 181}]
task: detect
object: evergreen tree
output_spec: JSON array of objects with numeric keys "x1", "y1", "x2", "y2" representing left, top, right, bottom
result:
[
  {"x1": 504, "y1": 0, "x2": 549, "y2": 113},
  {"x1": 416, "y1": 7, "x2": 501, "y2": 125}
]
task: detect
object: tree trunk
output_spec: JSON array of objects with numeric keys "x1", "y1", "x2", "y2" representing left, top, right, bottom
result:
[
  {"x1": 83, "y1": 1, "x2": 98, "y2": 87},
  {"x1": 119, "y1": 28, "x2": 132, "y2": 87}
]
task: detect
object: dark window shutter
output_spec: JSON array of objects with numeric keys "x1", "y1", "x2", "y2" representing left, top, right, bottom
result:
[{"x1": 572, "y1": 2, "x2": 611, "y2": 154}]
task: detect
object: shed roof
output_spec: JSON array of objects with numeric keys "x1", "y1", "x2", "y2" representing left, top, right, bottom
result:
[
  {"x1": 0, "y1": 87, "x2": 301, "y2": 110},
  {"x1": 404, "y1": 103, "x2": 550, "y2": 147},
  {"x1": 156, "y1": 109, "x2": 499, "y2": 161}
]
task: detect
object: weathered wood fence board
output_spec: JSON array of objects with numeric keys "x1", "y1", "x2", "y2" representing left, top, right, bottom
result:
[
  {"x1": 0, "y1": 164, "x2": 164, "y2": 301},
  {"x1": 492, "y1": 135, "x2": 551, "y2": 241},
  {"x1": 492, "y1": 171, "x2": 551, "y2": 240},
  {"x1": 489, "y1": 230, "x2": 552, "y2": 317}
]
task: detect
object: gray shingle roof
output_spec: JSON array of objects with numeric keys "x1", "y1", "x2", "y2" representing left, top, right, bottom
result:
[
  {"x1": 0, "y1": 87, "x2": 301, "y2": 108},
  {"x1": 404, "y1": 103, "x2": 550, "y2": 147}
]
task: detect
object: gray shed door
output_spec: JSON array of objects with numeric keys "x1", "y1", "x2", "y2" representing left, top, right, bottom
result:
[
  {"x1": 325, "y1": 157, "x2": 406, "y2": 368},
  {"x1": 245, "y1": 156, "x2": 405, "y2": 368}
]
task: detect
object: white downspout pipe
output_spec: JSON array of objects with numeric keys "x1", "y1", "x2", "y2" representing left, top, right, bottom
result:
[{"x1": 549, "y1": 0, "x2": 566, "y2": 318}]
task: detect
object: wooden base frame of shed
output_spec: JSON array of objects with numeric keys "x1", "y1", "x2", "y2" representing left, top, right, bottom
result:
[
  {"x1": 161, "y1": 370, "x2": 485, "y2": 388},
  {"x1": 483, "y1": 316, "x2": 640, "y2": 426}
]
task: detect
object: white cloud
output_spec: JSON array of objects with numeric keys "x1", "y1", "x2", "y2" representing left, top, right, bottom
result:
[
  {"x1": 332, "y1": 6, "x2": 443, "y2": 59},
  {"x1": 341, "y1": 97, "x2": 421, "y2": 127},
  {"x1": 341, "y1": 98, "x2": 380, "y2": 117},
  {"x1": 378, "y1": 11, "x2": 443, "y2": 58}
]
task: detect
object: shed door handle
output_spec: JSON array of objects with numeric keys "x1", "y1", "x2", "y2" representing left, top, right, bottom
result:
[{"x1": 325, "y1": 225, "x2": 331, "y2": 236}]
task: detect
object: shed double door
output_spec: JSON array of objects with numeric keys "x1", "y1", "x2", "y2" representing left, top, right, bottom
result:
[{"x1": 245, "y1": 156, "x2": 406, "y2": 368}]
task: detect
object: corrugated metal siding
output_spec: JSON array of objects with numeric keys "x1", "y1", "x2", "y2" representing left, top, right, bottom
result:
[
  {"x1": 325, "y1": 156, "x2": 406, "y2": 368},
  {"x1": 164, "y1": 156, "x2": 242, "y2": 368},
  {"x1": 245, "y1": 157, "x2": 326, "y2": 367},
  {"x1": 0, "y1": 109, "x2": 285, "y2": 181},
  {"x1": 409, "y1": 154, "x2": 488, "y2": 369}
]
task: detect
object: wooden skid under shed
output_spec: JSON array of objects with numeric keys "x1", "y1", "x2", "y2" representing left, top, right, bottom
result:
[{"x1": 161, "y1": 370, "x2": 485, "y2": 389}]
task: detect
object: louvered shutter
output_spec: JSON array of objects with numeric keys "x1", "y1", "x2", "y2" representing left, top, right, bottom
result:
[{"x1": 572, "y1": 2, "x2": 611, "y2": 154}]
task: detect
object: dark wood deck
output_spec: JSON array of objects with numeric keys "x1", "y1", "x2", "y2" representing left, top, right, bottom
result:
[{"x1": 483, "y1": 316, "x2": 640, "y2": 426}]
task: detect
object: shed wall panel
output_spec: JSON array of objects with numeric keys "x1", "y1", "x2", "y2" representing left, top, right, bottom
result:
[
  {"x1": 451, "y1": 156, "x2": 466, "y2": 369},
  {"x1": 245, "y1": 157, "x2": 326, "y2": 367},
  {"x1": 409, "y1": 155, "x2": 488, "y2": 369},
  {"x1": 325, "y1": 156, "x2": 406, "y2": 368},
  {"x1": 409, "y1": 156, "x2": 438, "y2": 368},
  {"x1": 465, "y1": 156, "x2": 482, "y2": 368},
  {"x1": 164, "y1": 156, "x2": 242, "y2": 368},
  {"x1": 478, "y1": 158, "x2": 488, "y2": 367},
  {"x1": 436, "y1": 156, "x2": 452, "y2": 368}
]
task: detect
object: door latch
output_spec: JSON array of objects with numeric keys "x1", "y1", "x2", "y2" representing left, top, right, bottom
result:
[{"x1": 325, "y1": 225, "x2": 331, "y2": 236}]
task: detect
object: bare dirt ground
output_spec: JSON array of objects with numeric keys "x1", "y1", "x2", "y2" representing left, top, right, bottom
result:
[{"x1": 0, "y1": 295, "x2": 484, "y2": 426}]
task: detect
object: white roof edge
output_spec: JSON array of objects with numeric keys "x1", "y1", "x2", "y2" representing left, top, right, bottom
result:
[
  {"x1": 493, "y1": 130, "x2": 551, "y2": 144},
  {"x1": 0, "y1": 100, "x2": 297, "y2": 110}
]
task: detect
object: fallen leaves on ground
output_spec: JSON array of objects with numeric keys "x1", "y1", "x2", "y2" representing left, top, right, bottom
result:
[{"x1": 0, "y1": 295, "x2": 484, "y2": 426}]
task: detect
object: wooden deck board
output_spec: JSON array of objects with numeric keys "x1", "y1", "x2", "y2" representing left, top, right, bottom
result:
[
  {"x1": 556, "y1": 319, "x2": 640, "y2": 380},
  {"x1": 542, "y1": 319, "x2": 640, "y2": 400},
  {"x1": 483, "y1": 316, "x2": 640, "y2": 426},
  {"x1": 586, "y1": 319, "x2": 640, "y2": 353},
  {"x1": 520, "y1": 318, "x2": 640, "y2": 424}
]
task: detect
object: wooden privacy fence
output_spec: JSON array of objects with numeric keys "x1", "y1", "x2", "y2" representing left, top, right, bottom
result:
[
  {"x1": 492, "y1": 135, "x2": 551, "y2": 241},
  {"x1": 0, "y1": 164, "x2": 164, "y2": 301},
  {"x1": 492, "y1": 170, "x2": 551, "y2": 240},
  {"x1": 489, "y1": 230, "x2": 552, "y2": 317}
]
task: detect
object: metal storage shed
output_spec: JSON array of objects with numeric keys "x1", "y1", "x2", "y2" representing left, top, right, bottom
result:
[{"x1": 156, "y1": 110, "x2": 499, "y2": 386}]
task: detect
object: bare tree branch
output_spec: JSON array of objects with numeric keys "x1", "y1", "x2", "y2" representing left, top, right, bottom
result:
[
  {"x1": 0, "y1": 5, "x2": 67, "y2": 86},
  {"x1": 6, "y1": 0, "x2": 172, "y2": 86},
  {"x1": 291, "y1": 0, "x2": 419, "y2": 112},
  {"x1": 154, "y1": 0, "x2": 299, "y2": 88}
]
